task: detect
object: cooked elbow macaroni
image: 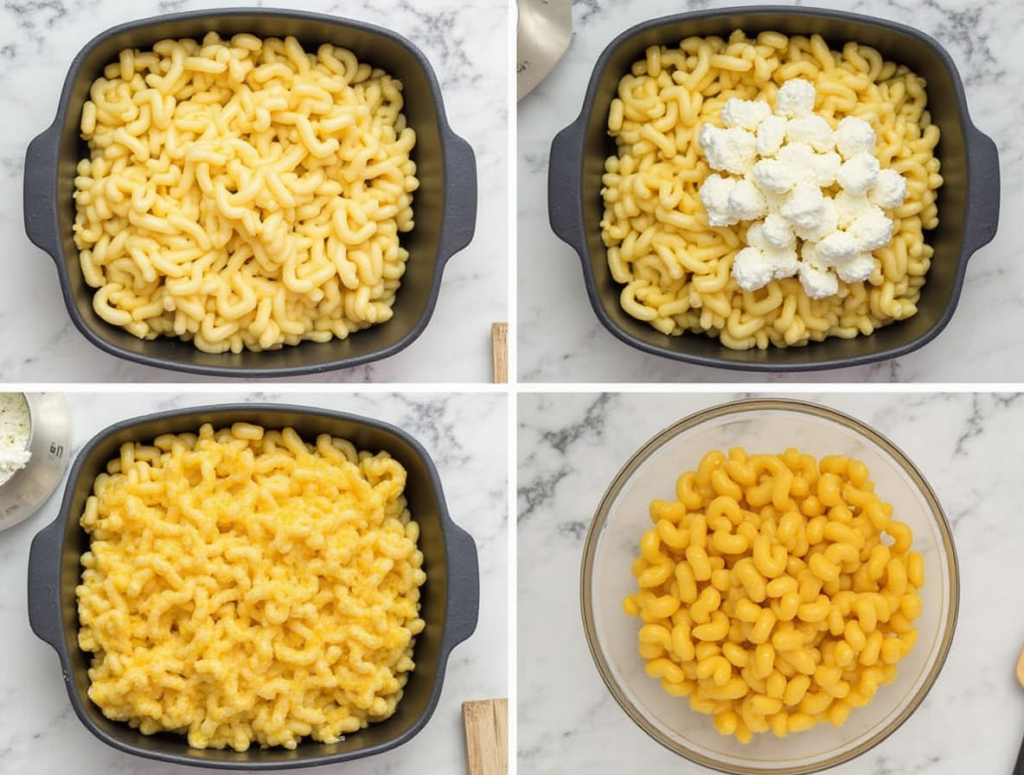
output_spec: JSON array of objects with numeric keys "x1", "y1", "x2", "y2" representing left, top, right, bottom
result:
[
  {"x1": 76, "y1": 423, "x2": 426, "y2": 751},
  {"x1": 624, "y1": 449, "x2": 923, "y2": 741},
  {"x1": 73, "y1": 34, "x2": 419, "y2": 353},
  {"x1": 602, "y1": 31, "x2": 942, "y2": 349}
]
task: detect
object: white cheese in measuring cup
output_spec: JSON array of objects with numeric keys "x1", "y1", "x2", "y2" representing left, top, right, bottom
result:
[{"x1": 0, "y1": 394, "x2": 31, "y2": 487}]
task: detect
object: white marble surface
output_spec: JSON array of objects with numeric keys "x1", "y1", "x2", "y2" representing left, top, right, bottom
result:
[
  {"x1": 0, "y1": 391, "x2": 507, "y2": 774},
  {"x1": 518, "y1": 391, "x2": 1024, "y2": 773},
  {"x1": 518, "y1": 0, "x2": 1023, "y2": 382},
  {"x1": 0, "y1": 0, "x2": 507, "y2": 383}
]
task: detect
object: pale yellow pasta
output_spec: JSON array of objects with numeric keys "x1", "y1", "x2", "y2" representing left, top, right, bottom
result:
[
  {"x1": 76, "y1": 423, "x2": 426, "y2": 751},
  {"x1": 624, "y1": 449, "x2": 923, "y2": 742},
  {"x1": 601, "y1": 31, "x2": 942, "y2": 349},
  {"x1": 73, "y1": 34, "x2": 419, "y2": 354}
]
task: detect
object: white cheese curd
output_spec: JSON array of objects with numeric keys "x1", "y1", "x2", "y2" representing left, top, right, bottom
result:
[
  {"x1": 699, "y1": 124, "x2": 758, "y2": 175},
  {"x1": 731, "y1": 247, "x2": 776, "y2": 291},
  {"x1": 836, "y1": 253, "x2": 878, "y2": 283},
  {"x1": 747, "y1": 223, "x2": 800, "y2": 279},
  {"x1": 834, "y1": 116, "x2": 877, "y2": 159},
  {"x1": 836, "y1": 152, "x2": 881, "y2": 195},
  {"x1": 774, "y1": 78, "x2": 816, "y2": 118},
  {"x1": 849, "y1": 207, "x2": 894, "y2": 251},
  {"x1": 784, "y1": 114, "x2": 835, "y2": 152},
  {"x1": 793, "y1": 199, "x2": 838, "y2": 243},
  {"x1": 721, "y1": 98, "x2": 771, "y2": 131},
  {"x1": 762, "y1": 212, "x2": 796, "y2": 248},
  {"x1": 798, "y1": 248, "x2": 839, "y2": 299},
  {"x1": 833, "y1": 190, "x2": 874, "y2": 229},
  {"x1": 699, "y1": 174, "x2": 739, "y2": 226},
  {"x1": 869, "y1": 168, "x2": 909, "y2": 210},
  {"x1": 751, "y1": 158, "x2": 799, "y2": 195},
  {"x1": 780, "y1": 182, "x2": 827, "y2": 230},
  {"x1": 816, "y1": 231, "x2": 860, "y2": 266},
  {"x1": 728, "y1": 179, "x2": 768, "y2": 221},
  {"x1": 0, "y1": 393, "x2": 31, "y2": 487},
  {"x1": 809, "y1": 150, "x2": 841, "y2": 187},
  {"x1": 755, "y1": 115, "x2": 788, "y2": 157},
  {"x1": 775, "y1": 141, "x2": 817, "y2": 182}
]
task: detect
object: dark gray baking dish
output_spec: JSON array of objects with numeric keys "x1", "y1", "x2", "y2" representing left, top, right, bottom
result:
[
  {"x1": 23, "y1": 9, "x2": 477, "y2": 378},
  {"x1": 27, "y1": 404, "x2": 479, "y2": 769},
  {"x1": 548, "y1": 7, "x2": 1000, "y2": 372}
]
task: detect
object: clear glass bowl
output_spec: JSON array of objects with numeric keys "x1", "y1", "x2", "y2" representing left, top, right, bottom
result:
[{"x1": 580, "y1": 398, "x2": 959, "y2": 774}]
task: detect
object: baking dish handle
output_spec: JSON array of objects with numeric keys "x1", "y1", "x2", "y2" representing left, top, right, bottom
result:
[
  {"x1": 24, "y1": 123, "x2": 62, "y2": 261},
  {"x1": 963, "y1": 124, "x2": 1000, "y2": 257},
  {"x1": 548, "y1": 116, "x2": 586, "y2": 253},
  {"x1": 27, "y1": 517, "x2": 64, "y2": 650},
  {"x1": 440, "y1": 133, "x2": 478, "y2": 262},
  {"x1": 444, "y1": 522, "x2": 480, "y2": 648}
]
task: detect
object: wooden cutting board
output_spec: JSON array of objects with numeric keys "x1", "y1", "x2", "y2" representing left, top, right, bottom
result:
[
  {"x1": 463, "y1": 698, "x2": 509, "y2": 775},
  {"x1": 491, "y1": 323, "x2": 508, "y2": 383}
]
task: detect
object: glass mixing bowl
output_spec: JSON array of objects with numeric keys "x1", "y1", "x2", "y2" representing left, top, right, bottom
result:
[{"x1": 580, "y1": 398, "x2": 958, "y2": 774}]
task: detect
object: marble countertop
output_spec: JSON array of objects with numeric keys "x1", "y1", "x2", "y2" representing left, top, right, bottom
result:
[
  {"x1": 0, "y1": 390, "x2": 507, "y2": 774},
  {"x1": 0, "y1": 0, "x2": 507, "y2": 383},
  {"x1": 518, "y1": 0, "x2": 1023, "y2": 383},
  {"x1": 518, "y1": 391, "x2": 1024, "y2": 772}
]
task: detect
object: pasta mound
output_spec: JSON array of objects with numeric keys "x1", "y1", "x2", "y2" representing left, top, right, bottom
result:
[
  {"x1": 76, "y1": 423, "x2": 426, "y2": 751},
  {"x1": 73, "y1": 33, "x2": 419, "y2": 354},
  {"x1": 624, "y1": 448, "x2": 923, "y2": 742},
  {"x1": 601, "y1": 31, "x2": 943, "y2": 349}
]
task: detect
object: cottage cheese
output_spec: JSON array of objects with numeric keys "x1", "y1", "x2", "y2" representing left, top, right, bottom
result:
[
  {"x1": 785, "y1": 114, "x2": 835, "y2": 153},
  {"x1": 721, "y1": 98, "x2": 772, "y2": 131},
  {"x1": 834, "y1": 116, "x2": 877, "y2": 159},
  {"x1": 774, "y1": 78, "x2": 816, "y2": 118},
  {"x1": 695, "y1": 79, "x2": 908, "y2": 299},
  {"x1": 848, "y1": 207, "x2": 894, "y2": 252},
  {"x1": 869, "y1": 168, "x2": 909, "y2": 210},
  {"x1": 798, "y1": 248, "x2": 839, "y2": 300},
  {"x1": 836, "y1": 152, "x2": 881, "y2": 196},
  {"x1": 836, "y1": 253, "x2": 877, "y2": 283},
  {"x1": 699, "y1": 124, "x2": 757, "y2": 176},
  {"x1": 756, "y1": 115, "x2": 788, "y2": 157},
  {"x1": 700, "y1": 174, "x2": 740, "y2": 227},
  {"x1": 0, "y1": 393, "x2": 31, "y2": 487}
]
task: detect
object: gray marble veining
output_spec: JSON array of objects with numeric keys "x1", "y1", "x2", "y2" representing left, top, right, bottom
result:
[
  {"x1": 518, "y1": 391, "x2": 1024, "y2": 772},
  {"x1": 0, "y1": 391, "x2": 507, "y2": 774},
  {"x1": 518, "y1": 0, "x2": 1023, "y2": 382},
  {"x1": 0, "y1": 0, "x2": 508, "y2": 383}
]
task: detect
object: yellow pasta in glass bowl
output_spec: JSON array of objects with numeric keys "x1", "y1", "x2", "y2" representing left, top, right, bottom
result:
[
  {"x1": 600, "y1": 30, "x2": 942, "y2": 350},
  {"x1": 581, "y1": 399, "x2": 957, "y2": 774},
  {"x1": 624, "y1": 448, "x2": 922, "y2": 743}
]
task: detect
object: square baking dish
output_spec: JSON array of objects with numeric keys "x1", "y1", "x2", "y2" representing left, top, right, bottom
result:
[
  {"x1": 23, "y1": 9, "x2": 477, "y2": 377},
  {"x1": 548, "y1": 6, "x2": 1000, "y2": 371},
  {"x1": 27, "y1": 404, "x2": 479, "y2": 769}
]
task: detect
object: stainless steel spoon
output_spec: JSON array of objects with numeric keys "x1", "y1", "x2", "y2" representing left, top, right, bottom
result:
[{"x1": 517, "y1": 0, "x2": 572, "y2": 100}]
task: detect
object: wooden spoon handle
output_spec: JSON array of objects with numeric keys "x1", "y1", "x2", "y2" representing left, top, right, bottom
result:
[{"x1": 1014, "y1": 729, "x2": 1024, "y2": 775}]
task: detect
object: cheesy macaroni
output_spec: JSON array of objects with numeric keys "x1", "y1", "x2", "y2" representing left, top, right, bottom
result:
[
  {"x1": 601, "y1": 31, "x2": 943, "y2": 349},
  {"x1": 73, "y1": 34, "x2": 419, "y2": 354},
  {"x1": 76, "y1": 423, "x2": 426, "y2": 751},
  {"x1": 624, "y1": 449, "x2": 923, "y2": 741}
]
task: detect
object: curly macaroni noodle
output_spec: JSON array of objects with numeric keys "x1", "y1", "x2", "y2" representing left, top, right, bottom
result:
[
  {"x1": 624, "y1": 449, "x2": 923, "y2": 741},
  {"x1": 73, "y1": 34, "x2": 418, "y2": 353},
  {"x1": 601, "y1": 32, "x2": 942, "y2": 349},
  {"x1": 76, "y1": 423, "x2": 426, "y2": 750}
]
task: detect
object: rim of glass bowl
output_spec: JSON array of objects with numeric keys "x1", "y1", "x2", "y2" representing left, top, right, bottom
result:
[{"x1": 579, "y1": 397, "x2": 959, "y2": 775}]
